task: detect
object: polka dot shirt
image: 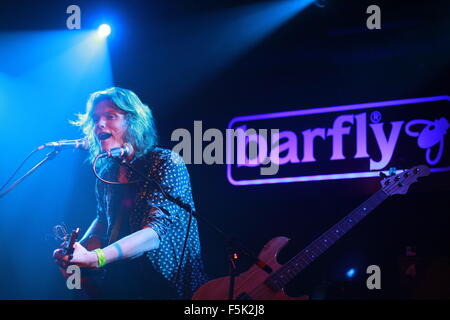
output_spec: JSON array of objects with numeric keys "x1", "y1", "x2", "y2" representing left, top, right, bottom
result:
[{"x1": 95, "y1": 148, "x2": 209, "y2": 298}]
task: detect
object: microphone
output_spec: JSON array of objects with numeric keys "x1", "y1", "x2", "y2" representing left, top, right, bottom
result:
[
  {"x1": 98, "y1": 143, "x2": 134, "y2": 159},
  {"x1": 38, "y1": 138, "x2": 89, "y2": 150}
]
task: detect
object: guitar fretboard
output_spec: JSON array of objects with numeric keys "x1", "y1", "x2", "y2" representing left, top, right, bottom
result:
[{"x1": 265, "y1": 189, "x2": 389, "y2": 291}]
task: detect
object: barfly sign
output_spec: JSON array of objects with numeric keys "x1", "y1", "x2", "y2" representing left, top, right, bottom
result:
[{"x1": 227, "y1": 96, "x2": 450, "y2": 186}]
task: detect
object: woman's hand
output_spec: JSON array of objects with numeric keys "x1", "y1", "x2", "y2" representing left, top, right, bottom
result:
[{"x1": 53, "y1": 242, "x2": 98, "y2": 271}]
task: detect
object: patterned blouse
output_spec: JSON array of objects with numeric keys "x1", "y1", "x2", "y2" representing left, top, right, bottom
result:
[{"x1": 94, "y1": 147, "x2": 208, "y2": 299}]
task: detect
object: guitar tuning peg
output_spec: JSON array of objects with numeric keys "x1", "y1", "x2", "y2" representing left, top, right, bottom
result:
[{"x1": 389, "y1": 167, "x2": 397, "y2": 176}]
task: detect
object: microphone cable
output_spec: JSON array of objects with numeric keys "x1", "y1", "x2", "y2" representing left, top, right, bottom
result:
[
  {"x1": 92, "y1": 154, "x2": 139, "y2": 185},
  {"x1": 0, "y1": 149, "x2": 59, "y2": 199},
  {"x1": 0, "y1": 147, "x2": 40, "y2": 193},
  {"x1": 1, "y1": 139, "x2": 89, "y2": 198}
]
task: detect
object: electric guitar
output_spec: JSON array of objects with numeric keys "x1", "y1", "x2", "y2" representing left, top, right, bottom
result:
[{"x1": 192, "y1": 165, "x2": 430, "y2": 300}]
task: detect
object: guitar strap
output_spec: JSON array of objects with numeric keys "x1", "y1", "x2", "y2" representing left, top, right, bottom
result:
[
  {"x1": 108, "y1": 207, "x2": 124, "y2": 245},
  {"x1": 108, "y1": 168, "x2": 134, "y2": 245},
  {"x1": 108, "y1": 186, "x2": 127, "y2": 245}
]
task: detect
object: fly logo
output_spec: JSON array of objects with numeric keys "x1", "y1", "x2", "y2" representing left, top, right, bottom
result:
[{"x1": 227, "y1": 96, "x2": 450, "y2": 186}]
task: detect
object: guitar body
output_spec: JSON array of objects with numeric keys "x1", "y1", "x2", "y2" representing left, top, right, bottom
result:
[
  {"x1": 58, "y1": 233, "x2": 105, "y2": 299},
  {"x1": 193, "y1": 237, "x2": 308, "y2": 300},
  {"x1": 79, "y1": 236, "x2": 105, "y2": 299}
]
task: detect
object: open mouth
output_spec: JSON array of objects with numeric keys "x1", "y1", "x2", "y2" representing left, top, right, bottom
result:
[{"x1": 98, "y1": 132, "x2": 112, "y2": 141}]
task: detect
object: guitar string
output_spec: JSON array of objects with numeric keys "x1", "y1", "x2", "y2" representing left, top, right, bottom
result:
[
  {"x1": 245, "y1": 171, "x2": 415, "y2": 299},
  {"x1": 228, "y1": 264, "x2": 273, "y2": 299}
]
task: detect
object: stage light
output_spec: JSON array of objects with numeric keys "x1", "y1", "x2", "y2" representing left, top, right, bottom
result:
[
  {"x1": 314, "y1": 0, "x2": 328, "y2": 8},
  {"x1": 346, "y1": 268, "x2": 356, "y2": 279},
  {"x1": 97, "y1": 24, "x2": 111, "y2": 38}
]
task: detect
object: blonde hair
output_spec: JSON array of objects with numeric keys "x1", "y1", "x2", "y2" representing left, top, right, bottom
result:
[{"x1": 71, "y1": 87, "x2": 158, "y2": 163}]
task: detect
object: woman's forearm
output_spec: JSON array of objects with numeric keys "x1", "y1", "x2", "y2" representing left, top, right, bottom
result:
[{"x1": 99, "y1": 228, "x2": 160, "y2": 266}]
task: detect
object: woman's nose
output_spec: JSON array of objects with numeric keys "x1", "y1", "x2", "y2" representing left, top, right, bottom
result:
[{"x1": 96, "y1": 118, "x2": 106, "y2": 128}]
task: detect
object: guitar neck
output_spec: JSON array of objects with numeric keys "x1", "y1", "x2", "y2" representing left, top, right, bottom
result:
[{"x1": 265, "y1": 189, "x2": 390, "y2": 291}]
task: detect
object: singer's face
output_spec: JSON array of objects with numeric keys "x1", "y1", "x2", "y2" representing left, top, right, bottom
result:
[{"x1": 93, "y1": 100, "x2": 128, "y2": 152}]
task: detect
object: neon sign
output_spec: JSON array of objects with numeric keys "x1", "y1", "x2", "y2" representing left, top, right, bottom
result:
[{"x1": 227, "y1": 96, "x2": 450, "y2": 186}]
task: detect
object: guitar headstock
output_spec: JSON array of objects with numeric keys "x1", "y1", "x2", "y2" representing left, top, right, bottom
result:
[
  {"x1": 64, "y1": 228, "x2": 80, "y2": 260},
  {"x1": 380, "y1": 165, "x2": 430, "y2": 196},
  {"x1": 53, "y1": 224, "x2": 80, "y2": 260}
]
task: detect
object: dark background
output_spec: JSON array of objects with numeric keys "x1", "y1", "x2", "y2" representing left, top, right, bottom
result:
[{"x1": 0, "y1": 0, "x2": 449, "y2": 299}]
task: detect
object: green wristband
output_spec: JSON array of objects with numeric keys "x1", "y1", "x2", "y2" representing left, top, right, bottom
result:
[{"x1": 94, "y1": 248, "x2": 106, "y2": 268}]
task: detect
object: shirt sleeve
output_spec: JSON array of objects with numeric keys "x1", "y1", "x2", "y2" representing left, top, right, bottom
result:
[{"x1": 140, "y1": 150, "x2": 194, "y2": 241}]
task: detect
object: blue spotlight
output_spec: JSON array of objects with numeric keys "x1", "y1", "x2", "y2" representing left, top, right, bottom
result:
[
  {"x1": 346, "y1": 268, "x2": 356, "y2": 279},
  {"x1": 97, "y1": 24, "x2": 111, "y2": 38}
]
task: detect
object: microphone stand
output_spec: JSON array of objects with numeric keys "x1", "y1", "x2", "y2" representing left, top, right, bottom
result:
[
  {"x1": 0, "y1": 149, "x2": 60, "y2": 199},
  {"x1": 115, "y1": 158, "x2": 273, "y2": 299}
]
